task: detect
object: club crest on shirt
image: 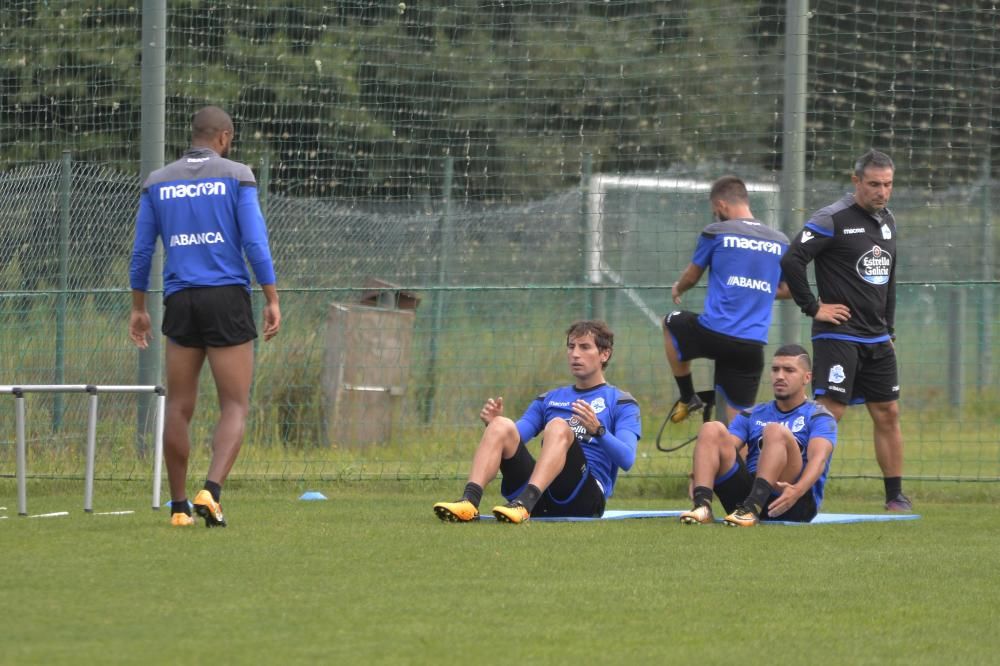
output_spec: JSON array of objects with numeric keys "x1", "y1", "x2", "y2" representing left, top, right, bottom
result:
[
  {"x1": 856, "y1": 245, "x2": 892, "y2": 285},
  {"x1": 829, "y1": 364, "x2": 846, "y2": 384},
  {"x1": 590, "y1": 397, "x2": 607, "y2": 414},
  {"x1": 791, "y1": 415, "x2": 806, "y2": 433},
  {"x1": 567, "y1": 416, "x2": 590, "y2": 442},
  {"x1": 881, "y1": 224, "x2": 892, "y2": 240}
]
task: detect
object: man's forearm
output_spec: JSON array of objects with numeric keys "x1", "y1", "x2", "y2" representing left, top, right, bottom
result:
[
  {"x1": 261, "y1": 283, "x2": 279, "y2": 305},
  {"x1": 131, "y1": 289, "x2": 147, "y2": 312},
  {"x1": 797, "y1": 440, "x2": 833, "y2": 491},
  {"x1": 674, "y1": 263, "x2": 703, "y2": 295},
  {"x1": 779, "y1": 250, "x2": 819, "y2": 316}
]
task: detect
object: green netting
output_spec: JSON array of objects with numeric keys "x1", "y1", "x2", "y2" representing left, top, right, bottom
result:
[{"x1": 0, "y1": 2, "x2": 997, "y2": 485}]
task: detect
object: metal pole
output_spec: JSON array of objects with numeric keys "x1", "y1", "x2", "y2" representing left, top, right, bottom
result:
[
  {"x1": 948, "y1": 289, "x2": 966, "y2": 407},
  {"x1": 84, "y1": 388, "x2": 98, "y2": 513},
  {"x1": 137, "y1": 0, "x2": 167, "y2": 455},
  {"x1": 423, "y1": 156, "x2": 454, "y2": 423},
  {"x1": 780, "y1": 0, "x2": 809, "y2": 345},
  {"x1": 16, "y1": 391, "x2": 27, "y2": 515},
  {"x1": 259, "y1": 152, "x2": 271, "y2": 216},
  {"x1": 980, "y1": 152, "x2": 994, "y2": 389},
  {"x1": 580, "y1": 153, "x2": 594, "y2": 318},
  {"x1": 54, "y1": 151, "x2": 71, "y2": 431},
  {"x1": 5, "y1": 385, "x2": 163, "y2": 514},
  {"x1": 152, "y1": 389, "x2": 165, "y2": 510}
]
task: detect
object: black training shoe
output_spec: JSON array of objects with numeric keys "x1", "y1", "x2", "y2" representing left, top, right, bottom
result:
[{"x1": 884, "y1": 493, "x2": 913, "y2": 512}]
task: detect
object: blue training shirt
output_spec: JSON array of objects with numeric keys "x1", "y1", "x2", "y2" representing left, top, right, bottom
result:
[
  {"x1": 728, "y1": 399, "x2": 838, "y2": 509},
  {"x1": 129, "y1": 147, "x2": 276, "y2": 299},
  {"x1": 515, "y1": 383, "x2": 641, "y2": 498},
  {"x1": 690, "y1": 218, "x2": 789, "y2": 344}
]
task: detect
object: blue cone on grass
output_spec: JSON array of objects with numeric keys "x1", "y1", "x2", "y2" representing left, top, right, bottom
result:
[{"x1": 299, "y1": 491, "x2": 328, "y2": 501}]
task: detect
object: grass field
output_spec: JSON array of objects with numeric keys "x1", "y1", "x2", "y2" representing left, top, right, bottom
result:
[{"x1": 2, "y1": 478, "x2": 997, "y2": 665}]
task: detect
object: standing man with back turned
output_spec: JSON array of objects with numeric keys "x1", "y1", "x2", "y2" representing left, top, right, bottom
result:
[
  {"x1": 129, "y1": 105, "x2": 281, "y2": 528},
  {"x1": 664, "y1": 175, "x2": 790, "y2": 424},
  {"x1": 780, "y1": 149, "x2": 910, "y2": 511}
]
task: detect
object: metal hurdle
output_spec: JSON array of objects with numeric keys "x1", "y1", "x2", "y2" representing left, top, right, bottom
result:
[{"x1": 2, "y1": 384, "x2": 165, "y2": 516}]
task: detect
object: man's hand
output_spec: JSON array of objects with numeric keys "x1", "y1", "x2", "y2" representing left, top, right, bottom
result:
[
  {"x1": 767, "y1": 481, "x2": 805, "y2": 517},
  {"x1": 480, "y1": 397, "x2": 503, "y2": 425},
  {"x1": 814, "y1": 300, "x2": 851, "y2": 325},
  {"x1": 129, "y1": 310, "x2": 151, "y2": 349},
  {"x1": 571, "y1": 399, "x2": 601, "y2": 435},
  {"x1": 671, "y1": 263, "x2": 704, "y2": 305},
  {"x1": 261, "y1": 285, "x2": 281, "y2": 341},
  {"x1": 671, "y1": 281, "x2": 684, "y2": 305},
  {"x1": 262, "y1": 301, "x2": 281, "y2": 341}
]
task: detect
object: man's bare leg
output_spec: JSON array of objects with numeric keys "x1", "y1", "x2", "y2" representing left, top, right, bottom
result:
[
  {"x1": 433, "y1": 417, "x2": 520, "y2": 522},
  {"x1": 466, "y1": 417, "x2": 522, "y2": 488},
  {"x1": 867, "y1": 400, "x2": 909, "y2": 509},
  {"x1": 204, "y1": 341, "x2": 255, "y2": 487},
  {"x1": 681, "y1": 422, "x2": 737, "y2": 524},
  {"x1": 492, "y1": 419, "x2": 576, "y2": 523},
  {"x1": 164, "y1": 340, "x2": 206, "y2": 504}
]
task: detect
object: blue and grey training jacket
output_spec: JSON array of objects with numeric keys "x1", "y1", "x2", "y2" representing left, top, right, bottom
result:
[{"x1": 129, "y1": 147, "x2": 276, "y2": 299}]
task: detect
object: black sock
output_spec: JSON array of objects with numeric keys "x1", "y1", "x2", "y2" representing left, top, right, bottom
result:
[
  {"x1": 675, "y1": 374, "x2": 695, "y2": 403},
  {"x1": 171, "y1": 499, "x2": 191, "y2": 516},
  {"x1": 692, "y1": 485, "x2": 714, "y2": 509},
  {"x1": 883, "y1": 476, "x2": 902, "y2": 501},
  {"x1": 517, "y1": 484, "x2": 543, "y2": 513},
  {"x1": 744, "y1": 477, "x2": 773, "y2": 516},
  {"x1": 462, "y1": 482, "x2": 483, "y2": 509},
  {"x1": 204, "y1": 480, "x2": 222, "y2": 503}
]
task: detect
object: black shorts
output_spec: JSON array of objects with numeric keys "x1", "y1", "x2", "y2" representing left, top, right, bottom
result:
[
  {"x1": 812, "y1": 338, "x2": 899, "y2": 405},
  {"x1": 499, "y1": 440, "x2": 607, "y2": 518},
  {"x1": 162, "y1": 285, "x2": 256, "y2": 348},
  {"x1": 663, "y1": 310, "x2": 765, "y2": 410},
  {"x1": 713, "y1": 454, "x2": 817, "y2": 522}
]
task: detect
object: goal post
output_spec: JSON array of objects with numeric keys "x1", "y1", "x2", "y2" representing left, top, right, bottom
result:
[{"x1": 585, "y1": 174, "x2": 781, "y2": 326}]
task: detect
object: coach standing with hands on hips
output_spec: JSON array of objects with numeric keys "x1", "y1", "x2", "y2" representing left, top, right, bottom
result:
[
  {"x1": 780, "y1": 149, "x2": 910, "y2": 511},
  {"x1": 129, "y1": 106, "x2": 281, "y2": 528}
]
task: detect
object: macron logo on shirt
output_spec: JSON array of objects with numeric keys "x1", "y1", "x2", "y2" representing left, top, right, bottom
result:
[
  {"x1": 722, "y1": 235, "x2": 783, "y2": 255},
  {"x1": 159, "y1": 181, "x2": 227, "y2": 200}
]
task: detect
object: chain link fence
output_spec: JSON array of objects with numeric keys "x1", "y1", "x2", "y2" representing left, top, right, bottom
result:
[{"x1": 0, "y1": 160, "x2": 997, "y2": 484}]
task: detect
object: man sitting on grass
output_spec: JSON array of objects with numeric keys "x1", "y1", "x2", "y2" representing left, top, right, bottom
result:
[
  {"x1": 679, "y1": 344, "x2": 837, "y2": 527},
  {"x1": 433, "y1": 320, "x2": 641, "y2": 524}
]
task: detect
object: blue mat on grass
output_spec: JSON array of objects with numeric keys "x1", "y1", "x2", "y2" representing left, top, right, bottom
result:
[{"x1": 479, "y1": 509, "x2": 920, "y2": 524}]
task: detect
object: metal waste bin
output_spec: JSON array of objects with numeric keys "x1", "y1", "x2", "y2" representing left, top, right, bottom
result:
[{"x1": 323, "y1": 280, "x2": 420, "y2": 447}]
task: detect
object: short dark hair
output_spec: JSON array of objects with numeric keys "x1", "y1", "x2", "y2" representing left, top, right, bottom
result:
[
  {"x1": 566, "y1": 320, "x2": 614, "y2": 369},
  {"x1": 709, "y1": 175, "x2": 749, "y2": 205},
  {"x1": 774, "y1": 343, "x2": 811, "y2": 370},
  {"x1": 192, "y1": 105, "x2": 234, "y2": 142},
  {"x1": 854, "y1": 149, "x2": 894, "y2": 178}
]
